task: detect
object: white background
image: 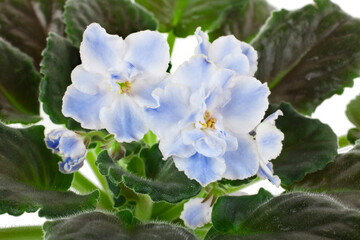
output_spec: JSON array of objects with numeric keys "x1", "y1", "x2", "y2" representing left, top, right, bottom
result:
[{"x1": 1, "y1": 0, "x2": 360, "y2": 228}]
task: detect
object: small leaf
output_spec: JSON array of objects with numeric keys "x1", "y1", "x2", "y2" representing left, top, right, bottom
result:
[
  {"x1": 208, "y1": 0, "x2": 274, "y2": 42},
  {"x1": 0, "y1": 123, "x2": 98, "y2": 218},
  {"x1": 206, "y1": 192, "x2": 360, "y2": 239},
  {"x1": 40, "y1": 33, "x2": 83, "y2": 130},
  {"x1": 268, "y1": 103, "x2": 338, "y2": 186},
  {"x1": 64, "y1": 0, "x2": 157, "y2": 47},
  {"x1": 252, "y1": 0, "x2": 360, "y2": 114},
  {"x1": 348, "y1": 128, "x2": 360, "y2": 144},
  {"x1": 346, "y1": 94, "x2": 360, "y2": 128},
  {"x1": 96, "y1": 144, "x2": 202, "y2": 203},
  {"x1": 212, "y1": 188, "x2": 273, "y2": 233},
  {"x1": 0, "y1": 38, "x2": 41, "y2": 124},
  {"x1": 135, "y1": 0, "x2": 239, "y2": 37},
  {"x1": 0, "y1": 0, "x2": 66, "y2": 68},
  {"x1": 291, "y1": 142, "x2": 360, "y2": 210},
  {"x1": 43, "y1": 211, "x2": 198, "y2": 240}
]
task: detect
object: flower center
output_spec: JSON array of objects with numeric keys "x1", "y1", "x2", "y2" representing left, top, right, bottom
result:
[
  {"x1": 199, "y1": 111, "x2": 217, "y2": 130},
  {"x1": 116, "y1": 81, "x2": 131, "y2": 95}
]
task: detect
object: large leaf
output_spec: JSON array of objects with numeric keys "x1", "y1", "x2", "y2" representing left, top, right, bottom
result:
[
  {"x1": 206, "y1": 192, "x2": 360, "y2": 240},
  {"x1": 96, "y1": 144, "x2": 202, "y2": 203},
  {"x1": 252, "y1": 0, "x2": 360, "y2": 114},
  {"x1": 43, "y1": 211, "x2": 198, "y2": 240},
  {"x1": 0, "y1": 38, "x2": 41, "y2": 124},
  {"x1": 0, "y1": 123, "x2": 98, "y2": 218},
  {"x1": 40, "y1": 33, "x2": 83, "y2": 130},
  {"x1": 135, "y1": 0, "x2": 238, "y2": 37},
  {"x1": 346, "y1": 94, "x2": 360, "y2": 128},
  {"x1": 268, "y1": 103, "x2": 338, "y2": 186},
  {"x1": 0, "y1": 0, "x2": 66, "y2": 68},
  {"x1": 64, "y1": 0, "x2": 157, "y2": 47},
  {"x1": 292, "y1": 142, "x2": 360, "y2": 209},
  {"x1": 208, "y1": 0, "x2": 274, "y2": 42}
]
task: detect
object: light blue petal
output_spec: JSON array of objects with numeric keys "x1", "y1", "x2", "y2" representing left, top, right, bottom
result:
[
  {"x1": 240, "y1": 42, "x2": 258, "y2": 76},
  {"x1": 219, "y1": 77, "x2": 270, "y2": 134},
  {"x1": 219, "y1": 52, "x2": 250, "y2": 76},
  {"x1": 59, "y1": 135, "x2": 86, "y2": 159},
  {"x1": 124, "y1": 30, "x2": 169, "y2": 77},
  {"x1": 195, "y1": 27, "x2": 210, "y2": 56},
  {"x1": 174, "y1": 153, "x2": 226, "y2": 186},
  {"x1": 159, "y1": 134, "x2": 196, "y2": 159},
  {"x1": 258, "y1": 162, "x2": 281, "y2": 187},
  {"x1": 71, "y1": 65, "x2": 102, "y2": 95},
  {"x1": 45, "y1": 129, "x2": 67, "y2": 152},
  {"x1": 223, "y1": 134, "x2": 259, "y2": 180},
  {"x1": 80, "y1": 23, "x2": 124, "y2": 74},
  {"x1": 180, "y1": 198, "x2": 212, "y2": 229},
  {"x1": 100, "y1": 96, "x2": 148, "y2": 142},
  {"x1": 59, "y1": 156, "x2": 85, "y2": 174},
  {"x1": 62, "y1": 84, "x2": 114, "y2": 129}
]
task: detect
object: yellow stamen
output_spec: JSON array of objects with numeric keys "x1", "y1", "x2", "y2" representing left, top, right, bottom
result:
[
  {"x1": 199, "y1": 111, "x2": 217, "y2": 130},
  {"x1": 116, "y1": 81, "x2": 132, "y2": 95}
]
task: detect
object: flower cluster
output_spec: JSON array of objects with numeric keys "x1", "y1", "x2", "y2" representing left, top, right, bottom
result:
[
  {"x1": 45, "y1": 129, "x2": 87, "y2": 173},
  {"x1": 60, "y1": 23, "x2": 284, "y2": 187}
]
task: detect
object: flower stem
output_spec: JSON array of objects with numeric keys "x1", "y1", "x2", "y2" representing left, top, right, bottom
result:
[
  {"x1": 0, "y1": 226, "x2": 43, "y2": 239},
  {"x1": 167, "y1": 31, "x2": 176, "y2": 57},
  {"x1": 338, "y1": 135, "x2": 350, "y2": 148},
  {"x1": 86, "y1": 148, "x2": 109, "y2": 192}
]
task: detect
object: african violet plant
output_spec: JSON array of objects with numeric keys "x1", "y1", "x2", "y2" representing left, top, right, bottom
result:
[{"x1": 1, "y1": 0, "x2": 360, "y2": 239}]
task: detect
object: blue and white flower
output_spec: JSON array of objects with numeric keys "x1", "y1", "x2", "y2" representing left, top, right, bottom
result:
[
  {"x1": 45, "y1": 129, "x2": 87, "y2": 173},
  {"x1": 62, "y1": 23, "x2": 170, "y2": 142},
  {"x1": 180, "y1": 198, "x2": 213, "y2": 229},
  {"x1": 146, "y1": 55, "x2": 270, "y2": 186},
  {"x1": 195, "y1": 27, "x2": 258, "y2": 77}
]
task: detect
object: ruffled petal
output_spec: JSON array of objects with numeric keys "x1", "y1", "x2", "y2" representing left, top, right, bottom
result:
[
  {"x1": 223, "y1": 134, "x2": 259, "y2": 180},
  {"x1": 71, "y1": 65, "x2": 102, "y2": 95},
  {"x1": 59, "y1": 156, "x2": 85, "y2": 174},
  {"x1": 240, "y1": 42, "x2": 258, "y2": 76},
  {"x1": 58, "y1": 135, "x2": 86, "y2": 159},
  {"x1": 256, "y1": 110, "x2": 284, "y2": 162},
  {"x1": 180, "y1": 198, "x2": 212, "y2": 229},
  {"x1": 219, "y1": 77, "x2": 270, "y2": 134},
  {"x1": 159, "y1": 134, "x2": 196, "y2": 159},
  {"x1": 173, "y1": 153, "x2": 226, "y2": 186},
  {"x1": 258, "y1": 162, "x2": 281, "y2": 187},
  {"x1": 45, "y1": 129, "x2": 67, "y2": 152},
  {"x1": 62, "y1": 84, "x2": 114, "y2": 129},
  {"x1": 100, "y1": 95, "x2": 148, "y2": 142},
  {"x1": 80, "y1": 23, "x2": 125, "y2": 74},
  {"x1": 124, "y1": 30, "x2": 169, "y2": 77},
  {"x1": 195, "y1": 27, "x2": 210, "y2": 56}
]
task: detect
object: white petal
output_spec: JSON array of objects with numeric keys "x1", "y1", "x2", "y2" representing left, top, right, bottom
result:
[
  {"x1": 219, "y1": 77, "x2": 270, "y2": 134},
  {"x1": 258, "y1": 162, "x2": 281, "y2": 187},
  {"x1": 195, "y1": 27, "x2": 211, "y2": 56},
  {"x1": 159, "y1": 134, "x2": 196, "y2": 159},
  {"x1": 240, "y1": 42, "x2": 258, "y2": 76},
  {"x1": 256, "y1": 110, "x2": 284, "y2": 162},
  {"x1": 80, "y1": 23, "x2": 125, "y2": 74},
  {"x1": 180, "y1": 198, "x2": 212, "y2": 229},
  {"x1": 124, "y1": 30, "x2": 169, "y2": 77},
  {"x1": 58, "y1": 135, "x2": 86, "y2": 159},
  {"x1": 62, "y1": 84, "x2": 114, "y2": 129},
  {"x1": 71, "y1": 65, "x2": 102, "y2": 95},
  {"x1": 173, "y1": 153, "x2": 226, "y2": 186},
  {"x1": 223, "y1": 134, "x2": 259, "y2": 180}
]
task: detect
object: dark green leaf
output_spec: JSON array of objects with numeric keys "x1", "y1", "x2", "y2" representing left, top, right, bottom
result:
[
  {"x1": 206, "y1": 192, "x2": 360, "y2": 240},
  {"x1": 212, "y1": 188, "x2": 273, "y2": 233},
  {"x1": 208, "y1": 0, "x2": 274, "y2": 42},
  {"x1": 96, "y1": 144, "x2": 202, "y2": 203},
  {"x1": 0, "y1": 38, "x2": 41, "y2": 124},
  {"x1": 252, "y1": 0, "x2": 360, "y2": 114},
  {"x1": 348, "y1": 128, "x2": 360, "y2": 144},
  {"x1": 40, "y1": 33, "x2": 83, "y2": 130},
  {"x1": 135, "y1": 0, "x2": 238, "y2": 37},
  {"x1": 268, "y1": 103, "x2": 338, "y2": 186},
  {"x1": 0, "y1": 123, "x2": 98, "y2": 218},
  {"x1": 346, "y1": 94, "x2": 360, "y2": 127},
  {"x1": 219, "y1": 176, "x2": 257, "y2": 187},
  {"x1": 43, "y1": 211, "x2": 198, "y2": 240},
  {"x1": 64, "y1": 0, "x2": 157, "y2": 47},
  {"x1": 0, "y1": 0, "x2": 66, "y2": 68}
]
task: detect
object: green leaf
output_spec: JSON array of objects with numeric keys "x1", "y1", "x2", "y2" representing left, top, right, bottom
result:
[
  {"x1": 43, "y1": 211, "x2": 198, "y2": 240},
  {"x1": 0, "y1": 38, "x2": 41, "y2": 124},
  {"x1": 268, "y1": 103, "x2": 338, "y2": 186},
  {"x1": 135, "y1": 0, "x2": 238, "y2": 37},
  {"x1": 208, "y1": 0, "x2": 274, "y2": 42},
  {"x1": 0, "y1": 226, "x2": 43, "y2": 240},
  {"x1": 291, "y1": 142, "x2": 360, "y2": 210},
  {"x1": 96, "y1": 144, "x2": 202, "y2": 203},
  {"x1": 0, "y1": 0, "x2": 66, "y2": 68},
  {"x1": 40, "y1": 33, "x2": 83, "y2": 130},
  {"x1": 64, "y1": 0, "x2": 157, "y2": 47},
  {"x1": 252, "y1": 0, "x2": 360, "y2": 115},
  {"x1": 206, "y1": 192, "x2": 360, "y2": 239},
  {"x1": 346, "y1": 94, "x2": 360, "y2": 127},
  {"x1": 0, "y1": 123, "x2": 98, "y2": 218},
  {"x1": 212, "y1": 188, "x2": 273, "y2": 233},
  {"x1": 348, "y1": 128, "x2": 360, "y2": 144}
]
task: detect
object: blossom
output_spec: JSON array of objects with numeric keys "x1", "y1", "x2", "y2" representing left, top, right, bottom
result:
[
  {"x1": 146, "y1": 55, "x2": 270, "y2": 186},
  {"x1": 180, "y1": 198, "x2": 213, "y2": 229},
  {"x1": 195, "y1": 27, "x2": 258, "y2": 77},
  {"x1": 45, "y1": 129, "x2": 87, "y2": 173},
  {"x1": 62, "y1": 23, "x2": 169, "y2": 142}
]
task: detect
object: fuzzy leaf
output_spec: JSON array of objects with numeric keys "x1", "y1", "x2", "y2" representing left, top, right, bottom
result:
[{"x1": 346, "y1": 94, "x2": 360, "y2": 128}]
